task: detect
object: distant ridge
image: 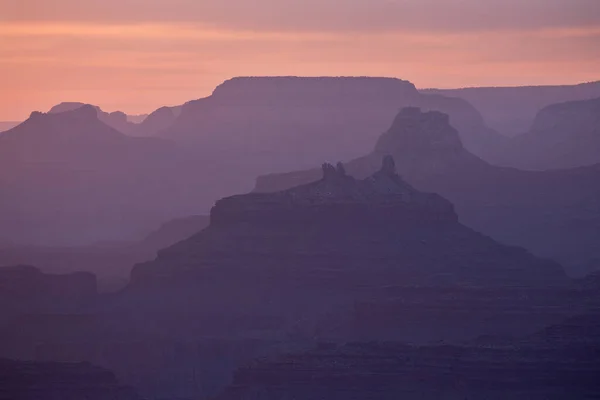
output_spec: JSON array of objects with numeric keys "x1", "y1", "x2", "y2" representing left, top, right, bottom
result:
[
  {"x1": 424, "y1": 80, "x2": 600, "y2": 136},
  {"x1": 48, "y1": 102, "x2": 141, "y2": 136}
]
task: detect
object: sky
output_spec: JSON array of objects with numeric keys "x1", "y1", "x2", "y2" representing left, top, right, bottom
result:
[{"x1": 1, "y1": 0, "x2": 599, "y2": 120}]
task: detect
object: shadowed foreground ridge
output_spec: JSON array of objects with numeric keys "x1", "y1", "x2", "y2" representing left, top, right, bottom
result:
[
  {"x1": 0, "y1": 358, "x2": 142, "y2": 400},
  {"x1": 0, "y1": 155, "x2": 593, "y2": 399},
  {"x1": 217, "y1": 314, "x2": 600, "y2": 400}
]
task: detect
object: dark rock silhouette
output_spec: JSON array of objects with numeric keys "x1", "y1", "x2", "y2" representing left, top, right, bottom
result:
[
  {"x1": 255, "y1": 108, "x2": 600, "y2": 276},
  {"x1": 0, "y1": 358, "x2": 142, "y2": 400},
  {"x1": 3, "y1": 77, "x2": 506, "y2": 246},
  {"x1": 425, "y1": 80, "x2": 600, "y2": 137},
  {"x1": 132, "y1": 156, "x2": 565, "y2": 289},
  {"x1": 1, "y1": 164, "x2": 597, "y2": 398},
  {"x1": 494, "y1": 97, "x2": 600, "y2": 170}
]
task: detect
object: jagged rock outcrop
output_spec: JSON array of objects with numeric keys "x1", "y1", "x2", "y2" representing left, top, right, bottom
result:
[
  {"x1": 0, "y1": 358, "x2": 142, "y2": 400},
  {"x1": 217, "y1": 313, "x2": 600, "y2": 400},
  {"x1": 125, "y1": 155, "x2": 568, "y2": 350},
  {"x1": 132, "y1": 156, "x2": 565, "y2": 290},
  {"x1": 254, "y1": 108, "x2": 600, "y2": 275}
]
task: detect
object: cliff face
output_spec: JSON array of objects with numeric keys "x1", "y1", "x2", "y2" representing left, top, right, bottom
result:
[
  {"x1": 0, "y1": 358, "x2": 142, "y2": 400},
  {"x1": 217, "y1": 314, "x2": 600, "y2": 400},
  {"x1": 254, "y1": 108, "x2": 600, "y2": 275}
]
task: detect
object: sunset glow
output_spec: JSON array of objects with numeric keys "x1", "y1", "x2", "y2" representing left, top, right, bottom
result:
[{"x1": 1, "y1": 0, "x2": 599, "y2": 119}]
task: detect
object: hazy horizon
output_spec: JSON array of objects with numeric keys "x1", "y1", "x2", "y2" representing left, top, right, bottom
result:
[{"x1": 2, "y1": 0, "x2": 599, "y2": 120}]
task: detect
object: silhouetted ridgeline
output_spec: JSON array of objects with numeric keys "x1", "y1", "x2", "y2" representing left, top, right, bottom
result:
[
  {"x1": 1, "y1": 159, "x2": 598, "y2": 399},
  {"x1": 134, "y1": 105, "x2": 182, "y2": 137},
  {"x1": 132, "y1": 155, "x2": 565, "y2": 289},
  {"x1": 494, "y1": 97, "x2": 600, "y2": 170},
  {"x1": 0, "y1": 106, "x2": 205, "y2": 245},
  {"x1": 2, "y1": 76, "x2": 600, "y2": 400},
  {"x1": 48, "y1": 102, "x2": 144, "y2": 136},
  {"x1": 164, "y1": 76, "x2": 504, "y2": 170},
  {"x1": 424, "y1": 80, "x2": 600, "y2": 137},
  {"x1": 0, "y1": 77, "x2": 505, "y2": 246},
  {"x1": 0, "y1": 121, "x2": 19, "y2": 133},
  {"x1": 255, "y1": 107, "x2": 600, "y2": 276}
]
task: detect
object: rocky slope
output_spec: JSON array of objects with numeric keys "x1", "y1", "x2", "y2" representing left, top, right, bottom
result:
[
  {"x1": 217, "y1": 312, "x2": 600, "y2": 400},
  {"x1": 0, "y1": 358, "x2": 142, "y2": 400},
  {"x1": 254, "y1": 107, "x2": 600, "y2": 275}
]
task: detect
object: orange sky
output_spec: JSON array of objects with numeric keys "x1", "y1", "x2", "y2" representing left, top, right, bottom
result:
[{"x1": 1, "y1": 0, "x2": 599, "y2": 120}]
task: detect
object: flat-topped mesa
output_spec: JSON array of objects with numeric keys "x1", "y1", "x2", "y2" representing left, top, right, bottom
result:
[
  {"x1": 210, "y1": 157, "x2": 457, "y2": 228},
  {"x1": 209, "y1": 76, "x2": 419, "y2": 106}
]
